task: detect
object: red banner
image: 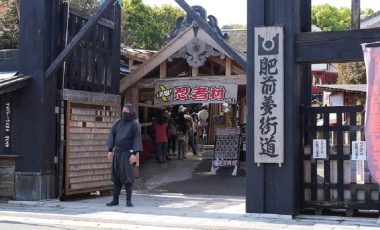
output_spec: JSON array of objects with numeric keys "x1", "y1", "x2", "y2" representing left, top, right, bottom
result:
[{"x1": 363, "y1": 43, "x2": 380, "y2": 184}]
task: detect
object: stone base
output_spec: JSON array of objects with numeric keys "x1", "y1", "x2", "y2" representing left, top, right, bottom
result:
[{"x1": 14, "y1": 171, "x2": 55, "y2": 201}]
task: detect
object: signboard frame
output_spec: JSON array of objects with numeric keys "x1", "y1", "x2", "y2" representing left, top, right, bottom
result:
[{"x1": 253, "y1": 26, "x2": 284, "y2": 164}]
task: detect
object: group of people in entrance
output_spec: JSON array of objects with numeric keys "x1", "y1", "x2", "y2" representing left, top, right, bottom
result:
[{"x1": 152, "y1": 104, "x2": 209, "y2": 163}]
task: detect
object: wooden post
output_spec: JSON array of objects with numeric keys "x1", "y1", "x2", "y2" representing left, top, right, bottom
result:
[
  {"x1": 207, "y1": 103, "x2": 221, "y2": 145},
  {"x1": 124, "y1": 88, "x2": 139, "y2": 120},
  {"x1": 225, "y1": 56, "x2": 231, "y2": 75},
  {"x1": 15, "y1": 0, "x2": 60, "y2": 201},
  {"x1": 239, "y1": 98, "x2": 246, "y2": 125},
  {"x1": 351, "y1": 0, "x2": 360, "y2": 29},
  {"x1": 192, "y1": 67, "x2": 198, "y2": 77},
  {"x1": 246, "y1": 0, "x2": 303, "y2": 215},
  {"x1": 160, "y1": 61, "x2": 167, "y2": 78}
]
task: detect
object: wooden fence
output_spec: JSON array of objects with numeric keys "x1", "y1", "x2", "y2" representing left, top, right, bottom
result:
[{"x1": 302, "y1": 105, "x2": 379, "y2": 216}]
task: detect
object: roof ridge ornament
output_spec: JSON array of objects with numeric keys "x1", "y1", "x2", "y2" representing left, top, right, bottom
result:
[
  {"x1": 168, "y1": 37, "x2": 225, "y2": 68},
  {"x1": 164, "y1": 5, "x2": 228, "y2": 42}
]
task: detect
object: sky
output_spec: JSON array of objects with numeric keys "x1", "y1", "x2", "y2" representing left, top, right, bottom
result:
[{"x1": 142, "y1": 0, "x2": 380, "y2": 26}]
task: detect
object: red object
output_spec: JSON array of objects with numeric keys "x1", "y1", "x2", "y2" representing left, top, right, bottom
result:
[
  {"x1": 311, "y1": 70, "x2": 338, "y2": 94},
  {"x1": 140, "y1": 140, "x2": 154, "y2": 165}
]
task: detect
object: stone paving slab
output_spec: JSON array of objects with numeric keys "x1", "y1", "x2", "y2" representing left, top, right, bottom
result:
[{"x1": 1, "y1": 192, "x2": 380, "y2": 230}]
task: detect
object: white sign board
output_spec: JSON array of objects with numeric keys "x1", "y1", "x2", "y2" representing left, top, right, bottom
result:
[
  {"x1": 154, "y1": 80, "x2": 238, "y2": 106},
  {"x1": 351, "y1": 141, "x2": 367, "y2": 161},
  {"x1": 254, "y1": 26, "x2": 284, "y2": 164},
  {"x1": 312, "y1": 139, "x2": 327, "y2": 159}
]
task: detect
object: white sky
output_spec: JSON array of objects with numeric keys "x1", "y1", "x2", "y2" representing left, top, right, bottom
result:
[{"x1": 142, "y1": 0, "x2": 380, "y2": 26}]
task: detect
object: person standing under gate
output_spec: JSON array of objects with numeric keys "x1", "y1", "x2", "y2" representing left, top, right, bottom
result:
[
  {"x1": 154, "y1": 110, "x2": 169, "y2": 163},
  {"x1": 105, "y1": 103, "x2": 143, "y2": 207}
]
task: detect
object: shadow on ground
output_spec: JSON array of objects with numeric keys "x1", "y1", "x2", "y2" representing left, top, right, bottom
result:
[{"x1": 139, "y1": 156, "x2": 246, "y2": 196}]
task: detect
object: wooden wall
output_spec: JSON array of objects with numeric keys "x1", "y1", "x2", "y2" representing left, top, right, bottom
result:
[
  {"x1": 0, "y1": 156, "x2": 19, "y2": 198},
  {"x1": 65, "y1": 100, "x2": 119, "y2": 195}
]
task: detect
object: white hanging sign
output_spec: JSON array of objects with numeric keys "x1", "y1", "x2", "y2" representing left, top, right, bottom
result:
[
  {"x1": 351, "y1": 141, "x2": 367, "y2": 161},
  {"x1": 312, "y1": 139, "x2": 326, "y2": 159}
]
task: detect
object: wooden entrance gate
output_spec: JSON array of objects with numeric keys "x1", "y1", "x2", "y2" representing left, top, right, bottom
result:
[{"x1": 302, "y1": 105, "x2": 380, "y2": 216}]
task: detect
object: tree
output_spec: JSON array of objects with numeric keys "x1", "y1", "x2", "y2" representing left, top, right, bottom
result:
[
  {"x1": 312, "y1": 4, "x2": 351, "y2": 31},
  {"x1": 69, "y1": 0, "x2": 99, "y2": 14},
  {"x1": 121, "y1": 0, "x2": 184, "y2": 50},
  {"x1": 221, "y1": 24, "x2": 247, "y2": 30},
  {"x1": 0, "y1": 0, "x2": 19, "y2": 49},
  {"x1": 312, "y1": 4, "x2": 374, "y2": 84},
  {"x1": 336, "y1": 62, "x2": 366, "y2": 84}
]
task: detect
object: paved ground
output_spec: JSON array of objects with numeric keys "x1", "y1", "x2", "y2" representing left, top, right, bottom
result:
[
  {"x1": 139, "y1": 152, "x2": 245, "y2": 196},
  {"x1": 1, "y1": 150, "x2": 380, "y2": 229}
]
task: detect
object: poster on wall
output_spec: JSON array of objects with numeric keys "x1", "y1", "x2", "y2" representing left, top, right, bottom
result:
[
  {"x1": 254, "y1": 26, "x2": 284, "y2": 164},
  {"x1": 154, "y1": 80, "x2": 238, "y2": 106}
]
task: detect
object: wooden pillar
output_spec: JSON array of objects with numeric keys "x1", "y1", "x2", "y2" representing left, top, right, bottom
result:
[
  {"x1": 129, "y1": 58, "x2": 134, "y2": 73},
  {"x1": 125, "y1": 88, "x2": 139, "y2": 120},
  {"x1": 160, "y1": 61, "x2": 167, "y2": 78},
  {"x1": 246, "y1": 0, "x2": 303, "y2": 215},
  {"x1": 225, "y1": 56, "x2": 231, "y2": 75},
  {"x1": 192, "y1": 67, "x2": 198, "y2": 77},
  {"x1": 15, "y1": 0, "x2": 60, "y2": 200},
  {"x1": 239, "y1": 98, "x2": 246, "y2": 125},
  {"x1": 351, "y1": 0, "x2": 360, "y2": 29},
  {"x1": 207, "y1": 103, "x2": 221, "y2": 145}
]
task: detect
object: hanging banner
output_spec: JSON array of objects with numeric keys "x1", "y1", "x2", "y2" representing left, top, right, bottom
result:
[
  {"x1": 254, "y1": 26, "x2": 284, "y2": 164},
  {"x1": 362, "y1": 42, "x2": 380, "y2": 184},
  {"x1": 154, "y1": 80, "x2": 238, "y2": 106}
]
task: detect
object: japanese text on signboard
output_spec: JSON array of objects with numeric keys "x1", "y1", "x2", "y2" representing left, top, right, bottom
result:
[
  {"x1": 154, "y1": 80, "x2": 237, "y2": 106},
  {"x1": 4, "y1": 99, "x2": 11, "y2": 152},
  {"x1": 254, "y1": 26, "x2": 284, "y2": 164}
]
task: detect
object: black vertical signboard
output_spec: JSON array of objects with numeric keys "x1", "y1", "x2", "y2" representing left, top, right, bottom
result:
[{"x1": 4, "y1": 97, "x2": 11, "y2": 153}]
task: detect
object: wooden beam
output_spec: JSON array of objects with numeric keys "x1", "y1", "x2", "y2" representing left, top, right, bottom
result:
[
  {"x1": 175, "y1": 0, "x2": 247, "y2": 71},
  {"x1": 139, "y1": 103, "x2": 165, "y2": 109},
  {"x1": 45, "y1": 0, "x2": 116, "y2": 80},
  {"x1": 208, "y1": 56, "x2": 245, "y2": 74},
  {"x1": 130, "y1": 74, "x2": 247, "y2": 88},
  {"x1": 139, "y1": 91, "x2": 154, "y2": 100},
  {"x1": 295, "y1": 28, "x2": 380, "y2": 63},
  {"x1": 140, "y1": 122, "x2": 153, "y2": 127}
]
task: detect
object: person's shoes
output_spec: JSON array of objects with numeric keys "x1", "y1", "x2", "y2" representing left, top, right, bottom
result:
[
  {"x1": 106, "y1": 199, "x2": 119, "y2": 206},
  {"x1": 193, "y1": 153, "x2": 198, "y2": 156},
  {"x1": 126, "y1": 201, "x2": 134, "y2": 207}
]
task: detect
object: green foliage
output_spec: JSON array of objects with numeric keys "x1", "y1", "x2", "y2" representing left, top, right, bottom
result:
[
  {"x1": 0, "y1": 0, "x2": 19, "y2": 49},
  {"x1": 221, "y1": 24, "x2": 247, "y2": 30},
  {"x1": 361, "y1": 8, "x2": 375, "y2": 18},
  {"x1": 312, "y1": 4, "x2": 351, "y2": 31},
  {"x1": 121, "y1": 0, "x2": 184, "y2": 50},
  {"x1": 336, "y1": 62, "x2": 367, "y2": 84},
  {"x1": 69, "y1": 0, "x2": 100, "y2": 14},
  {"x1": 312, "y1": 4, "x2": 373, "y2": 85}
]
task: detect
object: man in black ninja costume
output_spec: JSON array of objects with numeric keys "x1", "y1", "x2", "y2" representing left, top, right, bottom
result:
[{"x1": 105, "y1": 103, "x2": 143, "y2": 207}]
